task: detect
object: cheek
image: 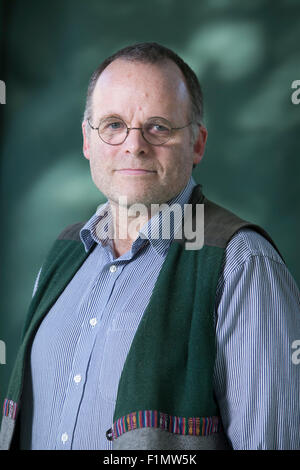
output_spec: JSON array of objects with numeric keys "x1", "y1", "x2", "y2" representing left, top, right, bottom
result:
[
  {"x1": 90, "y1": 142, "x2": 111, "y2": 168},
  {"x1": 167, "y1": 144, "x2": 193, "y2": 172}
]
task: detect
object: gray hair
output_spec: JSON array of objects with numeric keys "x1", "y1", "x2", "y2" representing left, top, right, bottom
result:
[{"x1": 83, "y1": 42, "x2": 204, "y2": 144}]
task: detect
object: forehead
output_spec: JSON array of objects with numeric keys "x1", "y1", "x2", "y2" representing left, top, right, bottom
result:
[{"x1": 91, "y1": 58, "x2": 191, "y2": 119}]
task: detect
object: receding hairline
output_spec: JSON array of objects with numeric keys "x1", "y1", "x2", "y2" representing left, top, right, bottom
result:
[
  {"x1": 95, "y1": 56, "x2": 188, "y2": 83},
  {"x1": 90, "y1": 57, "x2": 191, "y2": 116}
]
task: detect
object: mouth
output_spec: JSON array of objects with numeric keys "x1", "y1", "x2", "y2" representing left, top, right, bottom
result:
[{"x1": 115, "y1": 169, "x2": 157, "y2": 175}]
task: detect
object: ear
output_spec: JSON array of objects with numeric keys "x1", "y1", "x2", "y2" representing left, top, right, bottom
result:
[
  {"x1": 192, "y1": 125, "x2": 208, "y2": 166},
  {"x1": 82, "y1": 121, "x2": 90, "y2": 160}
]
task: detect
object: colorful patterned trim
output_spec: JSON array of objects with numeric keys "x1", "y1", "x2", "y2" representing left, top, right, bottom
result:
[
  {"x1": 107, "y1": 411, "x2": 221, "y2": 441},
  {"x1": 3, "y1": 399, "x2": 18, "y2": 420}
]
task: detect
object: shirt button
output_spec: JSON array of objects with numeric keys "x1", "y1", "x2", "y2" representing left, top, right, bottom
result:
[
  {"x1": 74, "y1": 374, "x2": 81, "y2": 384},
  {"x1": 61, "y1": 432, "x2": 68, "y2": 444},
  {"x1": 109, "y1": 265, "x2": 117, "y2": 273},
  {"x1": 89, "y1": 318, "x2": 97, "y2": 327}
]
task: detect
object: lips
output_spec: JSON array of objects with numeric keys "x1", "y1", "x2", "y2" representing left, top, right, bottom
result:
[{"x1": 116, "y1": 169, "x2": 156, "y2": 175}]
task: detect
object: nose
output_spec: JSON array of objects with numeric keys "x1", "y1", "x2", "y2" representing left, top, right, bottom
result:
[{"x1": 123, "y1": 127, "x2": 149, "y2": 156}]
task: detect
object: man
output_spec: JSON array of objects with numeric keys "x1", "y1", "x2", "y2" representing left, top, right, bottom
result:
[{"x1": 1, "y1": 42, "x2": 300, "y2": 450}]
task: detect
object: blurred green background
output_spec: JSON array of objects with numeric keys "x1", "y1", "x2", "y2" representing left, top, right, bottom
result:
[{"x1": 0, "y1": 0, "x2": 300, "y2": 406}]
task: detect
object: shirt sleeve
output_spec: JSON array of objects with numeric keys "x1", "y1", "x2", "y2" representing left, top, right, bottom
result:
[{"x1": 213, "y1": 228, "x2": 300, "y2": 450}]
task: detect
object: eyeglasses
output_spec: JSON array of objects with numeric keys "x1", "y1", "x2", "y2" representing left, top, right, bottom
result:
[{"x1": 87, "y1": 116, "x2": 193, "y2": 146}]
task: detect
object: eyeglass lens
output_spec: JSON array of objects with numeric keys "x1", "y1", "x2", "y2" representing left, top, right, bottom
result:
[{"x1": 98, "y1": 117, "x2": 172, "y2": 145}]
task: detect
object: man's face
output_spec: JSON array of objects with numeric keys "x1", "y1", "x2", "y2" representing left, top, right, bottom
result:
[{"x1": 82, "y1": 58, "x2": 207, "y2": 208}]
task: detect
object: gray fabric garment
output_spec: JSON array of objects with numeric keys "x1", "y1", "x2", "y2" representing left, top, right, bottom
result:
[
  {"x1": 112, "y1": 427, "x2": 232, "y2": 450},
  {"x1": 0, "y1": 416, "x2": 15, "y2": 450}
]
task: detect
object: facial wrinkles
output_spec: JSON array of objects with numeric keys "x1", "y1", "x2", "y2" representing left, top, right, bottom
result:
[
  {"x1": 92, "y1": 61, "x2": 190, "y2": 128},
  {"x1": 95, "y1": 94, "x2": 165, "y2": 130}
]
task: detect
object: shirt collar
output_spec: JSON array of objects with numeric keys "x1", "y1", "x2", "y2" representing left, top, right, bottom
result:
[
  {"x1": 80, "y1": 175, "x2": 197, "y2": 256},
  {"x1": 80, "y1": 201, "x2": 112, "y2": 253}
]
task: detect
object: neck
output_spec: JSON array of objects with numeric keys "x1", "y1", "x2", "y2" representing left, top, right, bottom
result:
[{"x1": 109, "y1": 200, "x2": 153, "y2": 257}]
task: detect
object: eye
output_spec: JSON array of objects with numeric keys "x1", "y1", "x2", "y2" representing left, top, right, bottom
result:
[
  {"x1": 108, "y1": 121, "x2": 124, "y2": 130},
  {"x1": 99, "y1": 118, "x2": 126, "y2": 133},
  {"x1": 145, "y1": 121, "x2": 171, "y2": 134},
  {"x1": 153, "y1": 124, "x2": 168, "y2": 132}
]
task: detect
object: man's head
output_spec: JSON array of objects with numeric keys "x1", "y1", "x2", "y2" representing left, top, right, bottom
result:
[{"x1": 82, "y1": 42, "x2": 207, "y2": 208}]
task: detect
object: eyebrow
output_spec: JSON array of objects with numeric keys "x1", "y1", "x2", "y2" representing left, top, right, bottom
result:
[
  {"x1": 97, "y1": 113, "x2": 124, "y2": 121},
  {"x1": 96, "y1": 114, "x2": 172, "y2": 123}
]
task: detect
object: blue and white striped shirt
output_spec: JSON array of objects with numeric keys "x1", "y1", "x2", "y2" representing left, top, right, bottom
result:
[{"x1": 20, "y1": 176, "x2": 300, "y2": 450}]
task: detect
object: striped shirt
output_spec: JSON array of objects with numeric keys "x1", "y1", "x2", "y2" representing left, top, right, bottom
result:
[{"x1": 20, "y1": 176, "x2": 300, "y2": 450}]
